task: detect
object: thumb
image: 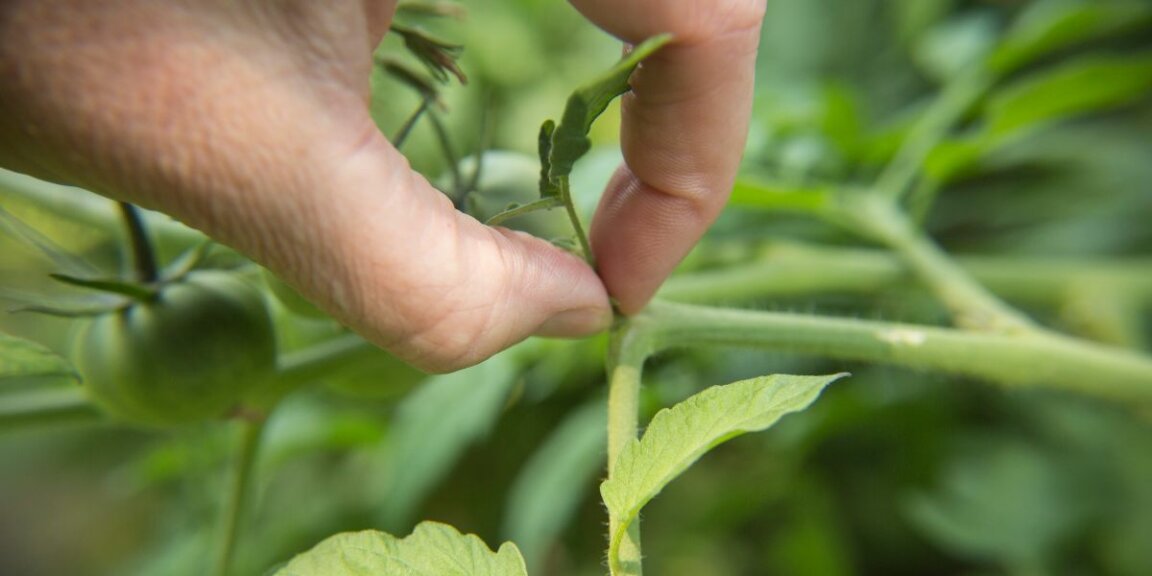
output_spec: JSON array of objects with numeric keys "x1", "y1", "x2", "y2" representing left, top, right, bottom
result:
[{"x1": 282, "y1": 131, "x2": 612, "y2": 372}]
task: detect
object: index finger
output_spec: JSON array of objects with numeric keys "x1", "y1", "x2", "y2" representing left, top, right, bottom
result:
[{"x1": 570, "y1": 0, "x2": 765, "y2": 314}]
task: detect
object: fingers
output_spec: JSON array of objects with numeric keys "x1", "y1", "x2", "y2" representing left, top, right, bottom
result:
[
  {"x1": 570, "y1": 1, "x2": 765, "y2": 314},
  {"x1": 296, "y1": 131, "x2": 612, "y2": 372}
]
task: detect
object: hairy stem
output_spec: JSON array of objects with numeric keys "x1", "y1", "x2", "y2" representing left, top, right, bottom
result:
[
  {"x1": 850, "y1": 196, "x2": 1037, "y2": 333},
  {"x1": 606, "y1": 322, "x2": 654, "y2": 576},
  {"x1": 427, "y1": 109, "x2": 463, "y2": 204},
  {"x1": 213, "y1": 417, "x2": 266, "y2": 576},
  {"x1": 876, "y1": 70, "x2": 991, "y2": 203},
  {"x1": 557, "y1": 176, "x2": 594, "y2": 267},
  {"x1": 391, "y1": 97, "x2": 433, "y2": 150},
  {"x1": 644, "y1": 301, "x2": 1152, "y2": 404},
  {"x1": 660, "y1": 243, "x2": 1152, "y2": 315}
]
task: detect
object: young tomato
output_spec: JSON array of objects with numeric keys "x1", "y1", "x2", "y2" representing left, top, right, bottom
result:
[{"x1": 74, "y1": 270, "x2": 276, "y2": 427}]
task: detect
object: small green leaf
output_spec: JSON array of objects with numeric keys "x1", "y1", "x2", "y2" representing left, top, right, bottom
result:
[
  {"x1": 537, "y1": 120, "x2": 558, "y2": 198},
  {"x1": 600, "y1": 373, "x2": 845, "y2": 566},
  {"x1": 0, "y1": 331, "x2": 78, "y2": 387},
  {"x1": 986, "y1": 53, "x2": 1152, "y2": 138},
  {"x1": 275, "y1": 522, "x2": 527, "y2": 576},
  {"x1": 989, "y1": 1, "x2": 1152, "y2": 75},
  {"x1": 485, "y1": 198, "x2": 562, "y2": 227},
  {"x1": 378, "y1": 349, "x2": 522, "y2": 529},
  {"x1": 547, "y1": 34, "x2": 673, "y2": 178}
]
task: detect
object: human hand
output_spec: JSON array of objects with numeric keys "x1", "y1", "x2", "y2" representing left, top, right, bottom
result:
[{"x1": 0, "y1": 0, "x2": 763, "y2": 370}]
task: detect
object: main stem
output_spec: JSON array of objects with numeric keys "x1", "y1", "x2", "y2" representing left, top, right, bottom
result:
[
  {"x1": 606, "y1": 322, "x2": 652, "y2": 576},
  {"x1": 213, "y1": 416, "x2": 266, "y2": 576},
  {"x1": 850, "y1": 196, "x2": 1037, "y2": 334},
  {"x1": 644, "y1": 301, "x2": 1152, "y2": 403}
]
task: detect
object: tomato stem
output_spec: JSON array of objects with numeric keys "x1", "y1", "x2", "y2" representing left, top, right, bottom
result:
[
  {"x1": 213, "y1": 416, "x2": 266, "y2": 576},
  {"x1": 117, "y1": 202, "x2": 159, "y2": 284},
  {"x1": 604, "y1": 321, "x2": 654, "y2": 575},
  {"x1": 557, "y1": 176, "x2": 595, "y2": 268}
]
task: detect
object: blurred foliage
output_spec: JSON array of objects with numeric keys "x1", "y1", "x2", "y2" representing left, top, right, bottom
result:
[{"x1": 2, "y1": 0, "x2": 1152, "y2": 575}]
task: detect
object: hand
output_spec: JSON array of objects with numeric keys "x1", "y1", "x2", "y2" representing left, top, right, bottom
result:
[{"x1": 0, "y1": 0, "x2": 763, "y2": 371}]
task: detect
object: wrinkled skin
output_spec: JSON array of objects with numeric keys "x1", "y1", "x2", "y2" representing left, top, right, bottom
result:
[{"x1": 0, "y1": 0, "x2": 764, "y2": 371}]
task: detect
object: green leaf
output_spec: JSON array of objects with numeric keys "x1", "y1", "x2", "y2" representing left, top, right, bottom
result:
[
  {"x1": 0, "y1": 331, "x2": 78, "y2": 387},
  {"x1": 537, "y1": 120, "x2": 558, "y2": 198},
  {"x1": 378, "y1": 349, "x2": 522, "y2": 529},
  {"x1": 547, "y1": 34, "x2": 673, "y2": 179},
  {"x1": 600, "y1": 373, "x2": 845, "y2": 565},
  {"x1": 503, "y1": 399, "x2": 606, "y2": 572},
  {"x1": 986, "y1": 53, "x2": 1152, "y2": 139},
  {"x1": 989, "y1": 1, "x2": 1152, "y2": 75},
  {"x1": 275, "y1": 522, "x2": 527, "y2": 576}
]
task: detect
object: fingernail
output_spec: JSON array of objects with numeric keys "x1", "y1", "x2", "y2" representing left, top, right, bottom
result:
[{"x1": 535, "y1": 307, "x2": 613, "y2": 338}]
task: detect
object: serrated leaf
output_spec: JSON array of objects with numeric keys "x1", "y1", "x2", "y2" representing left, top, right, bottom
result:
[
  {"x1": 275, "y1": 522, "x2": 527, "y2": 576},
  {"x1": 378, "y1": 349, "x2": 521, "y2": 529},
  {"x1": 600, "y1": 373, "x2": 845, "y2": 564},
  {"x1": 503, "y1": 399, "x2": 606, "y2": 571},
  {"x1": 0, "y1": 331, "x2": 78, "y2": 387},
  {"x1": 547, "y1": 34, "x2": 673, "y2": 179},
  {"x1": 989, "y1": 1, "x2": 1152, "y2": 75},
  {"x1": 986, "y1": 53, "x2": 1152, "y2": 138}
]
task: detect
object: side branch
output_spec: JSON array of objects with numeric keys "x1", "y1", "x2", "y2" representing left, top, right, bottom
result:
[{"x1": 643, "y1": 301, "x2": 1152, "y2": 404}]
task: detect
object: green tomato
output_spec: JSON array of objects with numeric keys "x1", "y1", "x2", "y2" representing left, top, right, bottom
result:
[{"x1": 74, "y1": 270, "x2": 277, "y2": 427}]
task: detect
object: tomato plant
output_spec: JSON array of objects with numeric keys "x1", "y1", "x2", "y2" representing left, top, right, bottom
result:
[{"x1": 2, "y1": 1, "x2": 1152, "y2": 576}]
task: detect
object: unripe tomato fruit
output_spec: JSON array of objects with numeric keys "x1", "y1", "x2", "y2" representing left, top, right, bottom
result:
[{"x1": 74, "y1": 270, "x2": 276, "y2": 427}]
